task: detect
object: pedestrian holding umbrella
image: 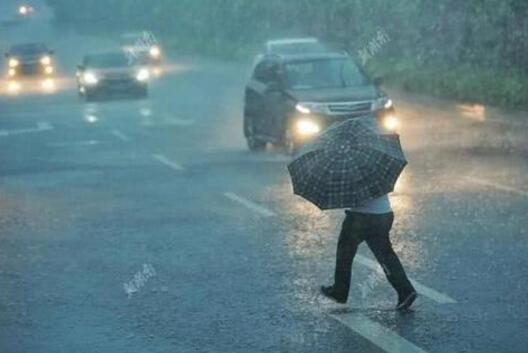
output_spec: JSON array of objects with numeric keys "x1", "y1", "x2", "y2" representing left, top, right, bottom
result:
[{"x1": 287, "y1": 116, "x2": 417, "y2": 309}]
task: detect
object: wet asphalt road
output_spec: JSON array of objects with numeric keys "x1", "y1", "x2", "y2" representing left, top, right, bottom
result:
[{"x1": 1, "y1": 2, "x2": 528, "y2": 353}]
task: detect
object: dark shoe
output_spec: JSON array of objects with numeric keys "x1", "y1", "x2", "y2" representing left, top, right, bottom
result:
[
  {"x1": 396, "y1": 291, "x2": 417, "y2": 310},
  {"x1": 320, "y1": 285, "x2": 347, "y2": 304}
]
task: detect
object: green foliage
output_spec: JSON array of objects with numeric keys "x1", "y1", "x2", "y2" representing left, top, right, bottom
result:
[{"x1": 45, "y1": 0, "x2": 528, "y2": 108}]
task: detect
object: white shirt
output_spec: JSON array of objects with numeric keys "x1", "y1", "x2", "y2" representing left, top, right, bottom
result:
[{"x1": 347, "y1": 194, "x2": 392, "y2": 214}]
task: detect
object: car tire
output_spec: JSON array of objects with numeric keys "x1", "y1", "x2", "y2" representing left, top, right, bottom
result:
[
  {"x1": 283, "y1": 129, "x2": 298, "y2": 155},
  {"x1": 244, "y1": 114, "x2": 266, "y2": 151},
  {"x1": 135, "y1": 87, "x2": 148, "y2": 99},
  {"x1": 247, "y1": 135, "x2": 266, "y2": 151}
]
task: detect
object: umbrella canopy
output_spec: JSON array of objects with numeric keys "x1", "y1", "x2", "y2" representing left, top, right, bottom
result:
[{"x1": 287, "y1": 118, "x2": 407, "y2": 210}]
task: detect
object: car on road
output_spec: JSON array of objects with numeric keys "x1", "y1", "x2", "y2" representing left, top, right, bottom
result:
[
  {"x1": 120, "y1": 31, "x2": 162, "y2": 72},
  {"x1": 17, "y1": 4, "x2": 35, "y2": 18},
  {"x1": 243, "y1": 52, "x2": 397, "y2": 153},
  {"x1": 4, "y1": 42, "x2": 55, "y2": 93},
  {"x1": 76, "y1": 51, "x2": 150, "y2": 102}
]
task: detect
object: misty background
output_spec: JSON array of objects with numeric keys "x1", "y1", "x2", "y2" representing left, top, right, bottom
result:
[{"x1": 45, "y1": 0, "x2": 528, "y2": 108}]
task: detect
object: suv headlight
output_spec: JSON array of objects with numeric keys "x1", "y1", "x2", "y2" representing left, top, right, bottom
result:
[
  {"x1": 296, "y1": 119, "x2": 321, "y2": 136},
  {"x1": 136, "y1": 68, "x2": 150, "y2": 82},
  {"x1": 9, "y1": 58, "x2": 19, "y2": 68},
  {"x1": 149, "y1": 46, "x2": 161, "y2": 58},
  {"x1": 295, "y1": 102, "x2": 329, "y2": 115},
  {"x1": 382, "y1": 114, "x2": 399, "y2": 131},
  {"x1": 83, "y1": 72, "x2": 98, "y2": 85},
  {"x1": 40, "y1": 56, "x2": 52, "y2": 66},
  {"x1": 372, "y1": 97, "x2": 393, "y2": 111}
]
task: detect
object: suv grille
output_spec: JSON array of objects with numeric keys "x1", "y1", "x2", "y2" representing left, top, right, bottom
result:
[
  {"x1": 327, "y1": 101, "x2": 372, "y2": 115},
  {"x1": 106, "y1": 73, "x2": 132, "y2": 80}
]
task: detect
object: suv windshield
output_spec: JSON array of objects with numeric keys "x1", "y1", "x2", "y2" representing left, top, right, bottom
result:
[
  {"x1": 284, "y1": 58, "x2": 368, "y2": 90},
  {"x1": 85, "y1": 53, "x2": 131, "y2": 68},
  {"x1": 10, "y1": 43, "x2": 47, "y2": 56}
]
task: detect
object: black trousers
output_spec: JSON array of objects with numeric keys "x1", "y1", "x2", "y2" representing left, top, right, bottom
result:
[{"x1": 333, "y1": 211, "x2": 415, "y2": 301}]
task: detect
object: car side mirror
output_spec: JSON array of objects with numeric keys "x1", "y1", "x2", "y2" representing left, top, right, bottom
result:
[{"x1": 373, "y1": 77, "x2": 384, "y2": 86}]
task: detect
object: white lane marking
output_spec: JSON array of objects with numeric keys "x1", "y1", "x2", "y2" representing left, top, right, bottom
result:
[
  {"x1": 355, "y1": 255, "x2": 457, "y2": 304},
  {"x1": 110, "y1": 130, "x2": 130, "y2": 142},
  {"x1": 329, "y1": 313, "x2": 429, "y2": 353},
  {"x1": 164, "y1": 117, "x2": 195, "y2": 126},
  {"x1": 37, "y1": 122, "x2": 53, "y2": 130},
  {"x1": 464, "y1": 176, "x2": 528, "y2": 197},
  {"x1": 48, "y1": 140, "x2": 100, "y2": 147},
  {"x1": 140, "y1": 107, "x2": 152, "y2": 117},
  {"x1": 152, "y1": 153, "x2": 184, "y2": 171},
  {"x1": 0, "y1": 122, "x2": 53, "y2": 137},
  {"x1": 223, "y1": 192, "x2": 276, "y2": 217}
]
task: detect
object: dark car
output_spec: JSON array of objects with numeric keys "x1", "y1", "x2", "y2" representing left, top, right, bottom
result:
[
  {"x1": 243, "y1": 52, "x2": 397, "y2": 153},
  {"x1": 4, "y1": 42, "x2": 55, "y2": 93},
  {"x1": 76, "y1": 52, "x2": 149, "y2": 101}
]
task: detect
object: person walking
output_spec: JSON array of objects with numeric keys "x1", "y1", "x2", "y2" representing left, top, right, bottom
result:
[
  {"x1": 320, "y1": 195, "x2": 417, "y2": 309},
  {"x1": 287, "y1": 116, "x2": 417, "y2": 310}
]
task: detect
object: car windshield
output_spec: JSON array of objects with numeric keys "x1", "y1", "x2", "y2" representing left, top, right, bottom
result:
[
  {"x1": 10, "y1": 43, "x2": 47, "y2": 55},
  {"x1": 85, "y1": 53, "x2": 131, "y2": 68},
  {"x1": 284, "y1": 58, "x2": 368, "y2": 90}
]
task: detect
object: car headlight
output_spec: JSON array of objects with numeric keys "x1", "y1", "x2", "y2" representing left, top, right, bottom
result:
[
  {"x1": 295, "y1": 102, "x2": 329, "y2": 115},
  {"x1": 8, "y1": 58, "x2": 19, "y2": 68},
  {"x1": 19, "y1": 6, "x2": 28, "y2": 15},
  {"x1": 382, "y1": 114, "x2": 399, "y2": 131},
  {"x1": 8, "y1": 68, "x2": 16, "y2": 77},
  {"x1": 83, "y1": 72, "x2": 98, "y2": 85},
  {"x1": 372, "y1": 97, "x2": 393, "y2": 111},
  {"x1": 41, "y1": 78, "x2": 55, "y2": 91},
  {"x1": 149, "y1": 46, "x2": 161, "y2": 58},
  {"x1": 7, "y1": 81, "x2": 21, "y2": 93},
  {"x1": 40, "y1": 56, "x2": 52, "y2": 66},
  {"x1": 44, "y1": 66, "x2": 54, "y2": 74},
  {"x1": 295, "y1": 119, "x2": 321, "y2": 136},
  {"x1": 136, "y1": 68, "x2": 150, "y2": 82}
]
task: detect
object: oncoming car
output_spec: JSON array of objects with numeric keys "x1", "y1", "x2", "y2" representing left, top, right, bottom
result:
[
  {"x1": 4, "y1": 42, "x2": 55, "y2": 93},
  {"x1": 243, "y1": 52, "x2": 397, "y2": 153},
  {"x1": 76, "y1": 52, "x2": 150, "y2": 102},
  {"x1": 17, "y1": 4, "x2": 35, "y2": 18}
]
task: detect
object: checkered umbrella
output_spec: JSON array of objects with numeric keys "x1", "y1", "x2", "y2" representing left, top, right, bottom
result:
[{"x1": 287, "y1": 118, "x2": 407, "y2": 210}]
